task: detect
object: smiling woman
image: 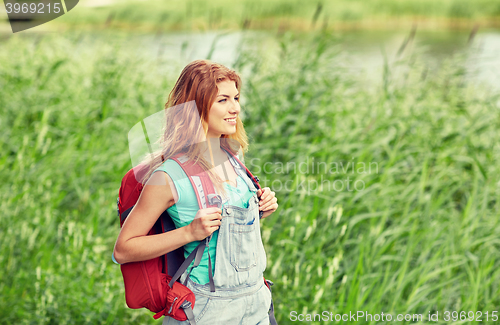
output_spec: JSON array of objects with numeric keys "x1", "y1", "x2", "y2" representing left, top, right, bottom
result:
[
  {"x1": 113, "y1": 59, "x2": 278, "y2": 325},
  {"x1": 206, "y1": 80, "x2": 241, "y2": 138}
]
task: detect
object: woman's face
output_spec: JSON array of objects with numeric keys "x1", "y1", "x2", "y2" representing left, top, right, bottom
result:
[{"x1": 206, "y1": 79, "x2": 240, "y2": 138}]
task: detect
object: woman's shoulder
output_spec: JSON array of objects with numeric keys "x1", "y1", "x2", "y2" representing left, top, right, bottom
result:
[
  {"x1": 153, "y1": 158, "x2": 188, "y2": 181},
  {"x1": 149, "y1": 159, "x2": 190, "y2": 207}
]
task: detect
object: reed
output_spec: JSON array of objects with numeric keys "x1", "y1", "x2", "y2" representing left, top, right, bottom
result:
[
  {"x1": 51, "y1": 0, "x2": 500, "y2": 32},
  {"x1": 0, "y1": 30, "x2": 499, "y2": 324}
]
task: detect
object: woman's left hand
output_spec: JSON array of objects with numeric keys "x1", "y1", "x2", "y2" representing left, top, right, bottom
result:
[{"x1": 257, "y1": 187, "x2": 278, "y2": 219}]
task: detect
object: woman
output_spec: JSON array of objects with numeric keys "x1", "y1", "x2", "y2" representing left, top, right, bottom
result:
[{"x1": 113, "y1": 59, "x2": 278, "y2": 324}]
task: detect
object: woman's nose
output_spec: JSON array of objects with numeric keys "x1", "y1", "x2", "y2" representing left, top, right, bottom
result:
[{"x1": 229, "y1": 100, "x2": 240, "y2": 114}]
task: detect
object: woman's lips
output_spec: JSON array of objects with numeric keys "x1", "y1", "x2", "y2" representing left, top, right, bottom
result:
[{"x1": 224, "y1": 118, "x2": 237, "y2": 125}]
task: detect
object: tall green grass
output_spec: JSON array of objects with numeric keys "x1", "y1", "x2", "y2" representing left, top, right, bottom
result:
[
  {"x1": 237, "y1": 32, "x2": 500, "y2": 324},
  {"x1": 54, "y1": 0, "x2": 500, "y2": 32},
  {"x1": 1, "y1": 30, "x2": 499, "y2": 324}
]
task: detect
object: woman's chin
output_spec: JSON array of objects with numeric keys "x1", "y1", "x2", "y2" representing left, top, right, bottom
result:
[{"x1": 223, "y1": 127, "x2": 237, "y2": 135}]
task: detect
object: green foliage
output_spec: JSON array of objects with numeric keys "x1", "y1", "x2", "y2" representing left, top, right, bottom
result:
[
  {"x1": 55, "y1": 0, "x2": 500, "y2": 31},
  {"x1": 238, "y1": 31, "x2": 500, "y2": 324},
  {"x1": 0, "y1": 33, "x2": 177, "y2": 324},
  {"x1": 1, "y1": 30, "x2": 499, "y2": 324}
]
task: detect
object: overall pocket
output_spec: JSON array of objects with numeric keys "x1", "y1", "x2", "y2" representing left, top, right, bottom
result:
[{"x1": 229, "y1": 223, "x2": 258, "y2": 271}]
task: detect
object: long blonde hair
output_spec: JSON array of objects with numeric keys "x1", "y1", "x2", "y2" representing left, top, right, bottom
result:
[{"x1": 140, "y1": 60, "x2": 249, "y2": 196}]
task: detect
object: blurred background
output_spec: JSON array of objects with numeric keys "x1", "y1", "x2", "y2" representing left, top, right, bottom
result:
[{"x1": 1, "y1": 0, "x2": 499, "y2": 324}]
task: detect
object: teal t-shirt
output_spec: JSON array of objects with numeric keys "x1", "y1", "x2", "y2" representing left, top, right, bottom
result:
[{"x1": 153, "y1": 158, "x2": 255, "y2": 284}]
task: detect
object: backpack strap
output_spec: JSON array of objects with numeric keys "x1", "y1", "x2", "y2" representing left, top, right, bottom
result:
[
  {"x1": 167, "y1": 151, "x2": 263, "y2": 292},
  {"x1": 161, "y1": 301, "x2": 196, "y2": 325},
  {"x1": 223, "y1": 151, "x2": 278, "y2": 324},
  {"x1": 265, "y1": 278, "x2": 278, "y2": 325},
  {"x1": 223, "y1": 148, "x2": 264, "y2": 219},
  {"x1": 180, "y1": 301, "x2": 196, "y2": 325},
  {"x1": 168, "y1": 154, "x2": 222, "y2": 292},
  {"x1": 170, "y1": 154, "x2": 222, "y2": 209},
  {"x1": 223, "y1": 148, "x2": 262, "y2": 191}
]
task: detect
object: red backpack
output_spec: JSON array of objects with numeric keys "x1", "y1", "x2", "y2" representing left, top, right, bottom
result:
[{"x1": 116, "y1": 149, "x2": 277, "y2": 324}]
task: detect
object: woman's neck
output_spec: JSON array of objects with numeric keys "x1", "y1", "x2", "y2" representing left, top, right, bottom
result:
[{"x1": 201, "y1": 137, "x2": 226, "y2": 166}]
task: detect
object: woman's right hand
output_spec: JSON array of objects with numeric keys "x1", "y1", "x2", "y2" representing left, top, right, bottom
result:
[{"x1": 186, "y1": 207, "x2": 223, "y2": 242}]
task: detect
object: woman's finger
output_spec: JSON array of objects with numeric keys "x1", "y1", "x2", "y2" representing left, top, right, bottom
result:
[
  {"x1": 195, "y1": 207, "x2": 221, "y2": 219},
  {"x1": 260, "y1": 196, "x2": 278, "y2": 211},
  {"x1": 208, "y1": 212, "x2": 222, "y2": 220},
  {"x1": 261, "y1": 203, "x2": 278, "y2": 219},
  {"x1": 259, "y1": 188, "x2": 272, "y2": 205},
  {"x1": 260, "y1": 196, "x2": 277, "y2": 211},
  {"x1": 259, "y1": 189, "x2": 275, "y2": 207},
  {"x1": 258, "y1": 187, "x2": 268, "y2": 199},
  {"x1": 208, "y1": 219, "x2": 222, "y2": 230},
  {"x1": 261, "y1": 187, "x2": 271, "y2": 200}
]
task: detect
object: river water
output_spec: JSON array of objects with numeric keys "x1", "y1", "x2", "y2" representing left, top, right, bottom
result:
[
  {"x1": 1, "y1": 24, "x2": 499, "y2": 94},
  {"x1": 84, "y1": 28, "x2": 500, "y2": 94}
]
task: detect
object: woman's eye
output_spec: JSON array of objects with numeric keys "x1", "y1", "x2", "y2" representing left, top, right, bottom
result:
[{"x1": 218, "y1": 97, "x2": 239, "y2": 103}]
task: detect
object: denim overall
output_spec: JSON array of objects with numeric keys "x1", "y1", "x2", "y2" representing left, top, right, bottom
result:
[{"x1": 163, "y1": 154, "x2": 272, "y2": 325}]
